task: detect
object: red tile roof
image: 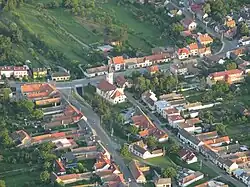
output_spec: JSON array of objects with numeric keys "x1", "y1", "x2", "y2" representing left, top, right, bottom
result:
[
  {"x1": 198, "y1": 34, "x2": 213, "y2": 43},
  {"x1": 132, "y1": 115, "x2": 155, "y2": 129},
  {"x1": 164, "y1": 107, "x2": 179, "y2": 115},
  {"x1": 188, "y1": 43, "x2": 199, "y2": 50},
  {"x1": 97, "y1": 80, "x2": 116, "y2": 91},
  {"x1": 110, "y1": 90, "x2": 123, "y2": 99},
  {"x1": 147, "y1": 65, "x2": 159, "y2": 73},
  {"x1": 112, "y1": 56, "x2": 124, "y2": 65},
  {"x1": 210, "y1": 69, "x2": 243, "y2": 78},
  {"x1": 168, "y1": 115, "x2": 184, "y2": 122},
  {"x1": 55, "y1": 159, "x2": 66, "y2": 172},
  {"x1": 178, "y1": 48, "x2": 189, "y2": 55}
]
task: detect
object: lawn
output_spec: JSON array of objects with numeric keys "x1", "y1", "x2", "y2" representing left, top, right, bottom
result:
[
  {"x1": 169, "y1": 154, "x2": 217, "y2": 178},
  {"x1": 3, "y1": 171, "x2": 43, "y2": 187},
  {"x1": 145, "y1": 156, "x2": 176, "y2": 168},
  {"x1": 0, "y1": 162, "x2": 28, "y2": 173}
]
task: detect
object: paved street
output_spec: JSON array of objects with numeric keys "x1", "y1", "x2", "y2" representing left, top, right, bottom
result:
[
  {"x1": 59, "y1": 88, "x2": 139, "y2": 187},
  {"x1": 125, "y1": 92, "x2": 246, "y2": 187}
]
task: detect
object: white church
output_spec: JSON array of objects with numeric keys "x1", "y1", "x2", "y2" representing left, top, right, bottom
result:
[{"x1": 96, "y1": 66, "x2": 127, "y2": 104}]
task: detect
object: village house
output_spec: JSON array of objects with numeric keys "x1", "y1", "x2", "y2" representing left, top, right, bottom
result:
[
  {"x1": 96, "y1": 68, "x2": 126, "y2": 104},
  {"x1": 167, "y1": 3, "x2": 182, "y2": 17},
  {"x1": 188, "y1": 43, "x2": 199, "y2": 56},
  {"x1": 54, "y1": 159, "x2": 66, "y2": 176},
  {"x1": 170, "y1": 63, "x2": 188, "y2": 75},
  {"x1": 51, "y1": 72, "x2": 70, "y2": 82},
  {"x1": 51, "y1": 172, "x2": 91, "y2": 185},
  {"x1": 178, "y1": 171, "x2": 204, "y2": 187},
  {"x1": 94, "y1": 152, "x2": 111, "y2": 172},
  {"x1": 154, "y1": 171, "x2": 171, "y2": 187},
  {"x1": 128, "y1": 160, "x2": 146, "y2": 183},
  {"x1": 128, "y1": 140, "x2": 164, "y2": 159},
  {"x1": 225, "y1": 17, "x2": 236, "y2": 28},
  {"x1": 197, "y1": 34, "x2": 213, "y2": 46},
  {"x1": 0, "y1": 66, "x2": 28, "y2": 79},
  {"x1": 168, "y1": 115, "x2": 185, "y2": 128},
  {"x1": 109, "y1": 56, "x2": 126, "y2": 71},
  {"x1": 43, "y1": 104, "x2": 86, "y2": 129},
  {"x1": 141, "y1": 90, "x2": 158, "y2": 110},
  {"x1": 178, "y1": 129, "x2": 204, "y2": 151},
  {"x1": 115, "y1": 75, "x2": 130, "y2": 88},
  {"x1": 206, "y1": 69, "x2": 244, "y2": 86},
  {"x1": 21, "y1": 83, "x2": 61, "y2": 106},
  {"x1": 181, "y1": 18, "x2": 197, "y2": 31},
  {"x1": 11, "y1": 130, "x2": 31, "y2": 147},
  {"x1": 154, "y1": 100, "x2": 170, "y2": 114},
  {"x1": 198, "y1": 46, "x2": 211, "y2": 57},
  {"x1": 177, "y1": 48, "x2": 190, "y2": 60},
  {"x1": 32, "y1": 68, "x2": 47, "y2": 79},
  {"x1": 239, "y1": 61, "x2": 250, "y2": 73},
  {"x1": 162, "y1": 107, "x2": 180, "y2": 119},
  {"x1": 147, "y1": 65, "x2": 159, "y2": 75},
  {"x1": 84, "y1": 65, "x2": 108, "y2": 78},
  {"x1": 195, "y1": 180, "x2": 229, "y2": 187},
  {"x1": 178, "y1": 148, "x2": 198, "y2": 164}
]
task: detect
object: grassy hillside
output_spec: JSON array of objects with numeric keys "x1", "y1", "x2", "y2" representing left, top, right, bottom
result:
[{"x1": 1, "y1": 0, "x2": 171, "y2": 76}]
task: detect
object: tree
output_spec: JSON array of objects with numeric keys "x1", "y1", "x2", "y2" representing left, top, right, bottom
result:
[
  {"x1": 226, "y1": 62, "x2": 237, "y2": 70},
  {"x1": 129, "y1": 125, "x2": 139, "y2": 135},
  {"x1": 216, "y1": 123, "x2": 226, "y2": 135},
  {"x1": 146, "y1": 136, "x2": 157, "y2": 149},
  {"x1": 0, "y1": 180, "x2": 5, "y2": 187},
  {"x1": 43, "y1": 161, "x2": 51, "y2": 170},
  {"x1": 40, "y1": 170, "x2": 50, "y2": 183},
  {"x1": 17, "y1": 99, "x2": 34, "y2": 113},
  {"x1": 169, "y1": 143, "x2": 180, "y2": 154},
  {"x1": 0, "y1": 128, "x2": 13, "y2": 148},
  {"x1": 77, "y1": 163, "x2": 85, "y2": 172},
  {"x1": 31, "y1": 109, "x2": 44, "y2": 120},
  {"x1": 1, "y1": 88, "x2": 11, "y2": 102},
  {"x1": 203, "y1": 3, "x2": 211, "y2": 14},
  {"x1": 239, "y1": 22, "x2": 250, "y2": 37},
  {"x1": 163, "y1": 167, "x2": 177, "y2": 178},
  {"x1": 120, "y1": 144, "x2": 130, "y2": 157},
  {"x1": 171, "y1": 23, "x2": 184, "y2": 33}
]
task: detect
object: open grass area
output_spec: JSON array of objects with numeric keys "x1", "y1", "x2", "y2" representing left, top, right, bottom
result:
[
  {"x1": 4, "y1": 171, "x2": 43, "y2": 187},
  {"x1": 146, "y1": 156, "x2": 176, "y2": 168},
  {"x1": 13, "y1": 4, "x2": 85, "y2": 61},
  {"x1": 0, "y1": 162, "x2": 29, "y2": 173},
  {"x1": 169, "y1": 154, "x2": 217, "y2": 178}
]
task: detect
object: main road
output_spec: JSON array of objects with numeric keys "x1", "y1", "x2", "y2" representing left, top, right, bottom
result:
[
  {"x1": 59, "y1": 88, "x2": 139, "y2": 187},
  {"x1": 125, "y1": 92, "x2": 245, "y2": 187}
]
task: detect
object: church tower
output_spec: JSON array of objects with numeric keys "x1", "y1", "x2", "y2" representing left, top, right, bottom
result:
[{"x1": 106, "y1": 65, "x2": 114, "y2": 85}]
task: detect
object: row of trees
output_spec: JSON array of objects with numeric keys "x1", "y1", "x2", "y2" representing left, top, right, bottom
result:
[{"x1": 130, "y1": 72, "x2": 178, "y2": 96}]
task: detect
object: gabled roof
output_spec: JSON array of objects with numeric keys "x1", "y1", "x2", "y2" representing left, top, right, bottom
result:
[
  {"x1": 110, "y1": 90, "x2": 123, "y2": 99},
  {"x1": 181, "y1": 18, "x2": 195, "y2": 26},
  {"x1": 128, "y1": 160, "x2": 145, "y2": 180},
  {"x1": 209, "y1": 69, "x2": 243, "y2": 78},
  {"x1": 178, "y1": 48, "x2": 190, "y2": 55},
  {"x1": 147, "y1": 65, "x2": 159, "y2": 73},
  {"x1": 112, "y1": 56, "x2": 124, "y2": 65},
  {"x1": 178, "y1": 129, "x2": 201, "y2": 145},
  {"x1": 97, "y1": 79, "x2": 116, "y2": 92},
  {"x1": 164, "y1": 107, "x2": 179, "y2": 115},
  {"x1": 188, "y1": 43, "x2": 199, "y2": 50},
  {"x1": 198, "y1": 34, "x2": 213, "y2": 43},
  {"x1": 115, "y1": 75, "x2": 127, "y2": 87}
]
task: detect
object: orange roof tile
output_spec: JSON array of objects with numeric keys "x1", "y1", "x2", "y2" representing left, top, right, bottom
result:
[
  {"x1": 226, "y1": 20, "x2": 236, "y2": 27},
  {"x1": 198, "y1": 34, "x2": 213, "y2": 43},
  {"x1": 188, "y1": 43, "x2": 198, "y2": 50},
  {"x1": 139, "y1": 129, "x2": 150, "y2": 137},
  {"x1": 203, "y1": 136, "x2": 230, "y2": 145},
  {"x1": 111, "y1": 90, "x2": 123, "y2": 99},
  {"x1": 58, "y1": 174, "x2": 79, "y2": 181},
  {"x1": 178, "y1": 48, "x2": 189, "y2": 55},
  {"x1": 112, "y1": 56, "x2": 124, "y2": 65},
  {"x1": 147, "y1": 65, "x2": 159, "y2": 73},
  {"x1": 210, "y1": 69, "x2": 243, "y2": 78}
]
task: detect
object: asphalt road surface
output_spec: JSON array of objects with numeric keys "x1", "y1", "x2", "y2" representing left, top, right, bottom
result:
[{"x1": 59, "y1": 88, "x2": 140, "y2": 187}]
